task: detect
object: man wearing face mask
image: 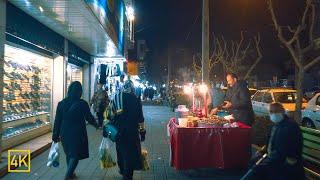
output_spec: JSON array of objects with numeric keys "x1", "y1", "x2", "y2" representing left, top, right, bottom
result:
[
  {"x1": 244, "y1": 103, "x2": 304, "y2": 180},
  {"x1": 220, "y1": 73, "x2": 254, "y2": 126}
]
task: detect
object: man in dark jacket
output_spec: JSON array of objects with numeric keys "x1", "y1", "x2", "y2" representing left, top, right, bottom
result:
[
  {"x1": 245, "y1": 103, "x2": 304, "y2": 180},
  {"x1": 222, "y1": 73, "x2": 255, "y2": 126},
  {"x1": 90, "y1": 83, "x2": 109, "y2": 128},
  {"x1": 104, "y1": 80, "x2": 146, "y2": 180}
]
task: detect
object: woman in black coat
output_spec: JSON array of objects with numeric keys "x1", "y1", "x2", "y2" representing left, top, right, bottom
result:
[
  {"x1": 52, "y1": 81, "x2": 98, "y2": 180},
  {"x1": 104, "y1": 80, "x2": 146, "y2": 180}
]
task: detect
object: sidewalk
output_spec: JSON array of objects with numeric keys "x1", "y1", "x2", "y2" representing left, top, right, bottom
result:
[{"x1": 2, "y1": 106, "x2": 245, "y2": 180}]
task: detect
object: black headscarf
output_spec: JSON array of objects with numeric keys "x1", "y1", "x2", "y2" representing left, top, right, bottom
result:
[{"x1": 67, "y1": 81, "x2": 82, "y2": 100}]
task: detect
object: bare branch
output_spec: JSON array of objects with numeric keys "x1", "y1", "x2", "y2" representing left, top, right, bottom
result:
[
  {"x1": 268, "y1": 0, "x2": 282, "y2": 37},
  {"x1": 302, "y1": 44, "x2": 313, "y2": 53},
  {"x1": 235, "y1": 31, "x2": 245, "y2": 60},
  {"x1": 244, "y1": 33, "x2": 262, "y2": 79},
  {"x1": 287, "y1": 26, "x2": 296, "y2": 33},
  {"x1": 192, "y1": 54, "x2": 202, "y2": 75},
  {"x1": 304, "y1": 56, "x2": 320, "y2": 71},
  {"x1": 301, "y1": 0, "x2": 312, "y2": 27},
  {"x1": 308, "y1": 1, "x2": 315, "y2": 45},
  {"x1": 287, "y1": 25, "x2": 302, "y2": 45}
]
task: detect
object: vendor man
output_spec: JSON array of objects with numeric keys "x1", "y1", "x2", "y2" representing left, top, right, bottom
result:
[{"x1": 210, "y1": 73, "x2": 254, "y2": 126}]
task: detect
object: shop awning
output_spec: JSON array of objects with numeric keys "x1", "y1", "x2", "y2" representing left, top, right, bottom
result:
[{"x1": 8, "y1": 0, "x2": 120, "y2": 57}]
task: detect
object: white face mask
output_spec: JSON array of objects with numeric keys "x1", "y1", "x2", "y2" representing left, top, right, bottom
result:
[{"x1": 269, "y1": 113, "x2": 284, "y2": 123}]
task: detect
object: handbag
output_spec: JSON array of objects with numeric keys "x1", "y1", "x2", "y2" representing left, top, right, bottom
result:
[{"x1": 103, "y1": 122, "x2": 120, "y2": 142}]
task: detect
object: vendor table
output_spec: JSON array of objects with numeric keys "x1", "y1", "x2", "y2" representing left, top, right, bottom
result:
[{"x1": 168, "y1": 118, "x2": 251, "y2": 170}]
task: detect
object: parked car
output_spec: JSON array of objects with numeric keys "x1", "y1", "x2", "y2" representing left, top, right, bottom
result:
[
  {"x1": 302, "y1": 93, "x2": 320, "y2": 129},
  {"x1": 251, "y1": 88, "x2": 308, "y2": 117},
  {"x1": 304, "y1": 86, "x2": 320, "y2": 100}
]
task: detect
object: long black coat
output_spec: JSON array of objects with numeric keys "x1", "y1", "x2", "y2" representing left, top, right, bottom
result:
[
  {"x1": 252, "y1": 116, "x2": 305, "y2": 180},
  {"x1": 108, "y1": 92, "x2": 144, "y2": 171},
  {"x1": 52, "y1": 98, "x2": 98, "y2": 160},
  {"x1": 225, "y1": 80, "x2": 255, "y2": 126}
]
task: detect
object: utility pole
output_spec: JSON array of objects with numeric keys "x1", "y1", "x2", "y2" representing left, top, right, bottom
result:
[
  {"x1": 167, "y1": 44, "x2": 171, "y2": 89},
  {"x1": 202, "y1": 0, "x2": 210, "y2": 83}
]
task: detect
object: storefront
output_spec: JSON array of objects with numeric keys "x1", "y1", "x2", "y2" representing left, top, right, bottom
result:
[
  {"x1": 67, "y1": 63, "x2": 83, "y2": 88},
  {"x1": 0, "y1": 3, "x2": 92, "y2": 150},
  {"x1": 0, "y1": 0, "x2": 133, "y2": 152},
  {"x1": 2, "y1": 43, "x2": 54, "y2": 149},
  {"x1": 93, "y1": 57, "x2": 126, "y2": 97}
]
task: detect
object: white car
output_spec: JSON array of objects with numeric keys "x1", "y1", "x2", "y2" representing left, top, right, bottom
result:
[
  {"x1": 302, "y1": 93, "x2": 320, "y2": 129},
  {"x1": 251, "y1": 88, "x2": 307, "y2": 117}
]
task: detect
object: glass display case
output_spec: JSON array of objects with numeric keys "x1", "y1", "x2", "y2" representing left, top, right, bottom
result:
[
  {"x1": 66, "y1": 64, "x2": 83, "y2": 89},
  {"x1": 2, "y1": 44, "x2": 52, "y2": 141}
]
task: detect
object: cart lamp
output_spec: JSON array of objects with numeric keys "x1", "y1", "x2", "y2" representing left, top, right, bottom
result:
[
  {"x1": 183, "y1": 85, "x2": 193, "y2": 95},
  {"x1": 199, "y1": 83, "x2": 208, "y2": 94}
]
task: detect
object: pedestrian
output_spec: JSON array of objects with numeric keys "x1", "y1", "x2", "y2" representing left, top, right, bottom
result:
[
  {"x1": 243, "y1": 102, "x2": 304, "y2": 180},
  {"x1": 52, "y1": 81, "x2": 99, "y2": 180},
  {"x1": 104, "y1": 80, "x2": 146, "y2": 180},
  {"x1": 148, "y1": 87, "x2": 155, "y2": 100},
  {"x1": 90, "y1": 83, "x2": 109, "y2": 128},
  {"x1": 135, "y1": 85, "x2": 142, "y2": 100}
]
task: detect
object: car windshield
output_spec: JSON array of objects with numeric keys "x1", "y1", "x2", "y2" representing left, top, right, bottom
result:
[{"x1": 274, "y1": 92, "x2": 297, "y2": 103}]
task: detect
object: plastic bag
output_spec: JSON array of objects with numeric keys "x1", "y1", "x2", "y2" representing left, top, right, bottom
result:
[
  {"x1": 90, "y1": 105, "x2": 98, "y2": 119},
  {"x1": 99, "y1": 137, "x2": 116, "y2": 169},
  {"x1": 47, "y1": 142, "x2": 60, "y2": 167},
  {"x1": 141, "y1": 148, "x2": 150, "y2": 171}
]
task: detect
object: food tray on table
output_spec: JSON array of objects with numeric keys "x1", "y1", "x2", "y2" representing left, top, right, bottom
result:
[{"x1": 198, "y1": 115, "x2": 230, "y2": 127}]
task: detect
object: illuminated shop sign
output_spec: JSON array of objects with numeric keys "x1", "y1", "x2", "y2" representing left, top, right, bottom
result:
[{"x1": 85, "y1": 0, "x2": 125, "y2": 55}]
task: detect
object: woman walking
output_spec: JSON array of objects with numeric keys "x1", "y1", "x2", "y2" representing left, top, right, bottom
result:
[
  {"x1": 104, "y1": 80, "x2": 146, "y2": 180},
  {"x1": 52, "y1": 81, "x2": 99, "y2": 180}
]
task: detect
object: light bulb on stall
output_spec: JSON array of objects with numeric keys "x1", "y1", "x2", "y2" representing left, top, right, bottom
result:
[
  {"x1": 199, "y1": 83, "x2": 208, "y2": 94},
  {"x1": 183, "y1": 85, "x2": 193, "y2": 95}
]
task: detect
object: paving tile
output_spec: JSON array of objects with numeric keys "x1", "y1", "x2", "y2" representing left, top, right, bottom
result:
[{"x1": 2, "y1": 106, "x2": 246, "y2": 180}]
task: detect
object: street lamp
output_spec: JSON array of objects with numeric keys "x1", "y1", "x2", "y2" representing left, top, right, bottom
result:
[{"x1": 126, "y1": 6, "x2": 135, "y2": 42}]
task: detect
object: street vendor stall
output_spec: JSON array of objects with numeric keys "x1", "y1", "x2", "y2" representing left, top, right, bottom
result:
[{"x1": 168, "y1": 116, "x2": 251, "y2": 170}]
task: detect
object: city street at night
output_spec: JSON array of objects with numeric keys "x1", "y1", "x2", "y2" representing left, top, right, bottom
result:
[{"x1": 1, "y1": 0, "x2": 320, "y2": 179}]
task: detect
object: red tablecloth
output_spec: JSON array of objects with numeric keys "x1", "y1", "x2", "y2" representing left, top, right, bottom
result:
[{"x1": 168, "y1": 118, "x2": 251, "y2": 170}]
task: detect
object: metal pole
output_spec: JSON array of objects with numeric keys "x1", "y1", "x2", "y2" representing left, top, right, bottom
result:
[
  {"x1": 202, "y1": 0, "x2": 210, "y2": 83},
  {"x1": 167, "y1": 45, "x2": 171, "y2": 88}
]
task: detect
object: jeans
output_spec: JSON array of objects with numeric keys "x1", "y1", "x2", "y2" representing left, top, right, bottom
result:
[{"x1": 66, "y1": 156, "x2": 79, "y2": 178}]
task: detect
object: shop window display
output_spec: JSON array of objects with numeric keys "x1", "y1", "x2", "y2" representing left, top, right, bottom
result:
[
  {"x1": 2, "y1": 44, "x2": 52, "y2": 140},
  {"x1": 66, "y1": 64, "x2": 83, "y2": 88}
]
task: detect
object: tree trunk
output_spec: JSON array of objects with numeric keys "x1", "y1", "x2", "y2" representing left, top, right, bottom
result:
[{"x1": 294, "y1": 68, "x2": 304, "y2": 124}]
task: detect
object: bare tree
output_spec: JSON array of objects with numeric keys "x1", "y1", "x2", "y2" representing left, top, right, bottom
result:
[
  {"x1": 244, "y1": 35, "x2": 263, "y2": 79},
  {"x1": 218, "y1": 32, "x2": 251, "y2": 75},
  {"x1": 268, "y1": 0, "x2": 320, "y2": 122},
  {"x1": 192, "y1": 53, "x2": 220, "y2": 82},
  {"x1": 213, "y1": 33, "x2": 262, "y2": 79},
  {"x1": 193, "y1": 32, "x2": 262, "y2": 82}
]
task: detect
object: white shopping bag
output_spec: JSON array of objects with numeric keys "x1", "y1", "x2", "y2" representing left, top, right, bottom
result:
[
  {"x1": 99, "y1": 137, "x2": 116, "y2": 169},
  {"x1": 47, "y1": 142, "x2": 60, "y2": 167},
  {"x1": 90, "y1": 105, "x2": 98, "y2": 119}
]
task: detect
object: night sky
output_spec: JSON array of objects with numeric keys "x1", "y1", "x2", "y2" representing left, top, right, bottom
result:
[{"x1": 135, "y1": 0, "x2": 308, "y2": 83}]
